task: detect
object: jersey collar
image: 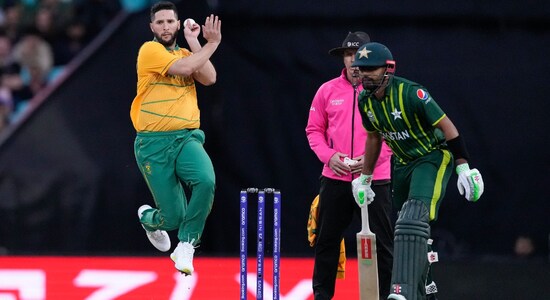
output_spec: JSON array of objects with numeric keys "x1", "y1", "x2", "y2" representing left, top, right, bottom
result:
[{"x1": 152, "y1": 38, "x2": 180, "y2": 51}]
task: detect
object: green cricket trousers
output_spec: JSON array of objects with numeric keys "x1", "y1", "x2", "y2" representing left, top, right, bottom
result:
[
  {"x1": 393, "y1": 148, "x2": 454, "y2": 221},
  {"x1": 135, "y1": 128, "x2": 215, "y2": 245},
  {"x1": 391, "y1": 149, "x2": 454, "y2": 299}
]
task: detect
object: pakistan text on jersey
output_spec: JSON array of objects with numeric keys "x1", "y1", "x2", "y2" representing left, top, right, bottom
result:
[{"x1": 381, "y1": 130, "x2": 410, "y2": 141}]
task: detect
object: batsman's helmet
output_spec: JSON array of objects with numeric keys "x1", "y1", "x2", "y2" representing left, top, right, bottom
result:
[
  {"x1": 352, "y1": 42, "x2": 394, "y2": 68},
  {"x1": 353, "y1": 42, "x2": 396, "y2": 96}
]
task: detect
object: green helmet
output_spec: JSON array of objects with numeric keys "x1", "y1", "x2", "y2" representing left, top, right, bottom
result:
[{"x1": 352, "y1": 42, "x2": 394, "y2": 67}]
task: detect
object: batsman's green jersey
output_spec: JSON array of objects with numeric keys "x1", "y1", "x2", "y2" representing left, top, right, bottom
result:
[
  {"x1": 359, "y1": 76, "x2": 447, "y2": 165},
  {"x1": 358, "y1": 76, "x2": 453, "y2": 220}
]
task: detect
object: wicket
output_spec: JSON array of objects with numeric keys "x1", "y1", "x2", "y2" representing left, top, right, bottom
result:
[{"x1": 240, "y1": 188, "x2": 281, "y2": 300}]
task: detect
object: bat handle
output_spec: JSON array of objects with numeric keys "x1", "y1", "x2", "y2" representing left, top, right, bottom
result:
[{"x1": 361, "y1": 203, "x2": 370, "y2": 233}]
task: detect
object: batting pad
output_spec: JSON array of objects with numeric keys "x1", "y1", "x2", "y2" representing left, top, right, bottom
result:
[{"x1": 391, "y1": 199, "x2": 430, "y2": 300}]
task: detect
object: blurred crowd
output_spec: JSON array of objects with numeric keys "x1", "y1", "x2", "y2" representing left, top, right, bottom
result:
[{"x1": 0, "y1": 0, "x2": 122, "y2": 133}]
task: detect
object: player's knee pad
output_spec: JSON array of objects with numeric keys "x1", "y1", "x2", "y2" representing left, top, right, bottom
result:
[
  {"x1": 395, "y1": 199, "x2": 430, "y2": 238},
  {"x1": 391, "y1": 199, "x2": 430, "y2": 300}
]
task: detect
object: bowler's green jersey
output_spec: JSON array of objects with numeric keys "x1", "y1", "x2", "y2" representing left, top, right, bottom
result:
[{"x1": 358, "y1": 76, "x2": 447, "y2": 165}]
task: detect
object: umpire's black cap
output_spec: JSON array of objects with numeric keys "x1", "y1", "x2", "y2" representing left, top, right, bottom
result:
[{"x1": 328, "y1": 31, "x2": 371, "y2": 56}]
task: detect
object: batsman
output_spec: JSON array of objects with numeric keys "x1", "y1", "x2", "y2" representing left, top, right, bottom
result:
[{"x1": 351, "y1": 42, "x2": 484, "y2": 300}]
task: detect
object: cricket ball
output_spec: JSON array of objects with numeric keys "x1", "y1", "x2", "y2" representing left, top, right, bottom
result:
[{"x1": 184, "y1": 18, "x2": 196, "y2": 28}]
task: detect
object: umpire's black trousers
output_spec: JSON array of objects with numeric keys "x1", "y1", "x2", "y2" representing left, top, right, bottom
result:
[{"x1": 313, "y1": 176, "x2": 394, "y2": 300}]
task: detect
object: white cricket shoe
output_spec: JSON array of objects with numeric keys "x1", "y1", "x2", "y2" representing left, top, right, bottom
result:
[
  {"x1": 388, "y1": 294, "x2": 407, "y2": 300},
  {"x1": 138, "y1": 205, "x2": 171, "y2": 252},
  {"x1": 170, "y1": 240, "x2": 196, "y2": 275}
]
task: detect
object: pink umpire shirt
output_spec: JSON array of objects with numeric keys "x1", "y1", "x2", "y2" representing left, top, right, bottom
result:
[{"x1": 306, "y1": 69, "x2": 392, "y2": 182}]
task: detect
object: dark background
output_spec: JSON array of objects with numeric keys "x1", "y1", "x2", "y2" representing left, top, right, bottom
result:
[{"x1": 0, "y1": 0, "x2": 549, "y2": 262}]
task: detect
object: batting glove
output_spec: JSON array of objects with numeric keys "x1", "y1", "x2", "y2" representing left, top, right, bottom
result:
[
  {"x1": 456, "y1": 163, "x2": 484, "y2": 202},
  {"x1": 352, "y1": 174, "x2": 375, "y2": 207}
]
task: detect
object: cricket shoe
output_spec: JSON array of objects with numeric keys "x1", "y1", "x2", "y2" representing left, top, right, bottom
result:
[
  {"x1": 387, "y1": 294, "x2": 407, "y2": 300},
  {"x1": 138, "y1": 205, "x2": 171, "y2": 252},
  {"x1": 170, "y1": 239, "x2": 196, "y2": 276}
]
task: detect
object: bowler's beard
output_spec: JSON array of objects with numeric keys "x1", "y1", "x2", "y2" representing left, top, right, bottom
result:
[{"x1": 154, "y1": 32, "x2": 177, "y2": 47}]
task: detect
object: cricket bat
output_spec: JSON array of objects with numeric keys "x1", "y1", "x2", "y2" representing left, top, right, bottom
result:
[{"x1": 356, "y1": 189, "x2": 379, "y2": 300}]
